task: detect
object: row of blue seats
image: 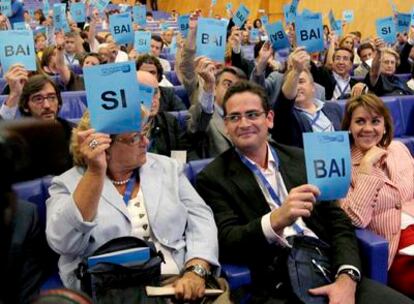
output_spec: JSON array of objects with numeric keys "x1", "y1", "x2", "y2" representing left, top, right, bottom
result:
[
  {"x1": 336, "y1": 95, "x2": 414, "y2": 155},
  {"x1": 13, "y1": 158, "x2": 389, "y2": 292}
]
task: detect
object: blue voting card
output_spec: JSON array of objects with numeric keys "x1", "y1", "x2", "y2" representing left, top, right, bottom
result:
[
  {"x1": 0, "y1": 30, "x2": 36, "y2": 72},
  {"x1": 160, "y1": 22, "x2": 168, "y2": 31},
  {"x1": 178, "y1": 14, "x2": 190, "y2": 38},
  {"x1": 328, "y1": 10, "x2": 338, "y2": 31},
  {"x1": 134, "y1": 31, "x2": 151, "y2": 54},
  {"x1": 133, "y1": 5, "x2": 146, "y2": 26},
  {"x1": 71, "y1": 2, "x2": 86, "y2": 23},
  {"x1": 396, "y1": 13, "x2": 411, "y2": 34},
  {"x1": 211, "y1": 0, "x2": 217, "y2": 6},
  {"x1": 226, "y1": 2, "x2": 232, "y2": 10},
  {"x1": 138, "y1": 82, "x2": 154, "y2": 127},
  {"x1": 287, "y1": 0, "x2": 299, "y2": 21},
  {"x1": 13, "y1": 22, "x2": 26, "y2": 30},
  {"x1": 233, "y1": 4, "x2": 250, "y2": 28},
  {"x1": 84, "y1": 61, "x2": 141, "y2": 134},
  {"x1": 0, "y1": 0, "x2": 11, "y2": 17},
  {"x1": 295, "y1": 12, "x2": 324, "y2": 53},
  {"x1": 376, "y1": 17, "x2": 396, "y2": 44},
  {"x1": 342, "y1": 10, "x2": 354, "y2": 23},
  {"x1": 34, "y1": 26, "x2": 47, "y2": 35},
  {"x1": 266, "y1": 22, "x2": 290, "y2": 50},
  {"x1": 250, "y1": 28, "x2": 259, "y2": 42},
  {"x1": 53, "y1": 3, "x2": 66, "y2": 31},
  {"x1": 335, "y1": 20, "x2": 343, "y2": 37},
  {"x1": 169, "y1": 35, "x2": 177, "y2": 55},
  {"x1": 260, "y1": 15, "x2": 268, "y2": 26},
  {"x1": 412, "y1": 8, "x2": 414, "y2": 27},
  {"x1": 43, "y1": 0, "x2": 49, "y2": 15},
  {"x1": 196, "y1": 18, "x2": 227, "y2": 62},
  {"x1": 303, "y1": 131, "x2": 351, "y2": 201},
  {"x1": 92, "y1": 0, "x2": 109, "y2": 12},
  {"x1": 110, "y1": 13, "x2": 134, "y2": 45}
]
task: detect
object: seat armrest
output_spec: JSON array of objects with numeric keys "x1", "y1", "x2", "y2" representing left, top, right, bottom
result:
[
  {"x1": 355, "y1": 228, "x2": 388, "y2": 284},
  {"x1": 221, "y1": 263, "x2": 251, "y2": 290}
]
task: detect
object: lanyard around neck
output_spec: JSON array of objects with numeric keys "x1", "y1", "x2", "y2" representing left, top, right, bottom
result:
[
  {"x1": 237, "y1": 146, "x2": 304, "y2": 235},
  {"x1": 122, "y1": 172, "x2": 136, "y2": 204}
]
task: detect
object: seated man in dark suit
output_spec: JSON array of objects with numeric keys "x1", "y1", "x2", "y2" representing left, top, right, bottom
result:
[{"x1": 196, "y1": 80, "x2": 413, "y2": 304}]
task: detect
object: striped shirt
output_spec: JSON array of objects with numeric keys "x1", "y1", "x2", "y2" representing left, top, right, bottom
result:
[{"x1": 340, "y1": 141, "x2": 414, "y2": 268}]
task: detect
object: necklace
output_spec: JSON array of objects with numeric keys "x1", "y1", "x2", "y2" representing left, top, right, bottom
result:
[{"x1": 110, "y1": 178, "x2": 131, "y2": 186}]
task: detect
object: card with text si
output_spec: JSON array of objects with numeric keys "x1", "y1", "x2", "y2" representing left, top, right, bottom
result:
[
  {"x1": 110, "y1": 13, "x2": 134, "y2": 45},
  {"x1": 71, "y1": 2, "x2": 86, "y2": 23},
  {"x1": 303, "y1": 131, "x2": 351, "y2": 201},
  {"x1": 295, "y1": 12, "x2": 324, "y2": 53},
  {"x1": 376, "y1": 16, "x2": 396, "y2": 44},
  {"x1": 83, "y1": 61, "x2": 141, "y2": 134},
  {"x1": 0, "y1": 30, "x2": 36, "y2": 72},
  {"x1": 92, "y1": 0, "x2": 109, "y2": 12},
  {"x1": 134, "y1": 31, "x2": 151, "y2": 54},
  {"x1": 266, "y1": 21, "x2": 290, "y2": 50},
  {"x1": 233, "y1": 4, "x2": 250, "y2": 28},
  {"x1": 196, "y1": 18, "x2": 227, "y2": 62}
]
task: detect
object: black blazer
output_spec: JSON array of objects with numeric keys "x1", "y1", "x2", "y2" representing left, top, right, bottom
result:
[
  {"x1": 311, "y1": 64, "x2": 358, "y2": 100},
  {"x1": 159, "y1": 86, "x2": 187, "y2": 112},
  {"x1": 271, "y1": 92, "x2": 343, "y2": 148},
  {"x1": 196, "y1": 142, "x2": 361, "y2": 284}
]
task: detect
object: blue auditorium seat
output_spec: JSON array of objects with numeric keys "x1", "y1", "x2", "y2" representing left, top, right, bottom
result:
[
  {"x1": 173, "y1": 85, "x2": 190, "y2": 108},
  {"x1": 165, "y1": 70, "x2": 181, "y2": 86},
  {"x1": 168, "y1": 110, "x2": 189, "y2": 131},
  {"x1": 59, "y1": 91, "x2": 88, "y2": 120}
]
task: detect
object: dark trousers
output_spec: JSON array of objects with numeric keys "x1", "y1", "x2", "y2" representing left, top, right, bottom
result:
[{"x1": 245, "y1": 277, "x2": 414, "y2": 304}]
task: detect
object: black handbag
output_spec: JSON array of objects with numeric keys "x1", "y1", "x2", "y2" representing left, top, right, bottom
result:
[
  {"x1": 76, "y1": 236, "x2": 166, "y2": 304},
  {"x1": 287, "y1": 235, "x2": 332, "y2": 304}
]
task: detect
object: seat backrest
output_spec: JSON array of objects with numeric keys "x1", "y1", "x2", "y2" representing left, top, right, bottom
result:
[
  {"x1": 398, "y1": 95, "x2": 414, "y2": 135},
  {"x1": 168, "y1": 110, "x2": 189, "y2": 131},
  {"x1": 12, "y1": 177, "x2": 52, "y2": 227},
  {"x1": 58, "y1": 91, "x2": 88, "y2": 120},
  {"x1": 184, "y1": 158, "x2": 214, "y2": 185},
  {"x1": 164, "y1": 71, "x2": 181, "y2": 86},
  {"x1": 382, "y1": 97, "x2": 404, "y2": 137},
  {"x1": 173, "y1": 85, "x2": 190, "y2": 108}
]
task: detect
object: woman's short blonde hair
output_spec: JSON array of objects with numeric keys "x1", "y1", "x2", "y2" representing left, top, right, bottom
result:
[
  {"x1": 70, "y1": 111, "x2": 92, "y2": 168},
  {"x1": 381, "y1": 47, "x2": 400, "y2": 67}
]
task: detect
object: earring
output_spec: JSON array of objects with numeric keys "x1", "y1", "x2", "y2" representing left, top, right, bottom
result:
[
  {"x1": 348, "y1": 130, "x2": 352, "y2": 134},
  {"x1": 383, "y1": 130, "x2": 386, "y2": 135}
]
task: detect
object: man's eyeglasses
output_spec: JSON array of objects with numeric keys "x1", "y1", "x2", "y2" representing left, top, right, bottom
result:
[
  {"x1": 115, "y1": 133, "x2": 146, "y2": 145},
  {"x1": 29, "y1": 94, "x2": 58, "y2": 105},
  {"x1": 224, "y1": 111, "x2": 267, "y2": 123}
]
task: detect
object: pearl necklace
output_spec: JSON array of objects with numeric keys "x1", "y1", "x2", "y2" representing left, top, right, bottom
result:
[{"x1": 110, "y1": 178, "x2": 131, "y2": 186}]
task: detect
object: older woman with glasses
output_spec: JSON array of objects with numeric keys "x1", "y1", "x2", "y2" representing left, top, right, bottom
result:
[
  {"x1": 45, "y1": 111, "x2": 219, "y2": 301},
  {"x1": 340, "y1": 94, "x2": 414, "y2": 297}
]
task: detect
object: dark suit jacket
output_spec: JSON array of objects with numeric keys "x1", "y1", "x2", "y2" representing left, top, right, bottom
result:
[
  {"x1": 159, "y1": 86, "x2": 187, "y2": 113},
  {"x1": 271, "y1": 92, "x2": 343, "y2": 148},
  {"x1": 148, "y1": 112, "x2": 189, "y2": 157},
  {"x1": 311, "y1": 63, "x2": 358, "y2": 100},
  {"x1": 196, "y1": 142, "x2": 361, "y2": 288},
  {"x1": 5, "y1": 200, "x2": 57, "y2": 304}
]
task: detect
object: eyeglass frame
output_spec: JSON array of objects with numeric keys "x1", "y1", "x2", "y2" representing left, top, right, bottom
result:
[
  {"x1": 224, "y1": 110, "x2": 268, "y2": 123},
  {"x1": 29, "y1": 94, "x2": 59, "y2": 105}
]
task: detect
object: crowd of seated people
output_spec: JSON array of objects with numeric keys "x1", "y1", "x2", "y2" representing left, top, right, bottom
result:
[{"x1": 1, "y1": 3, "x2": 414, "y2": 304}]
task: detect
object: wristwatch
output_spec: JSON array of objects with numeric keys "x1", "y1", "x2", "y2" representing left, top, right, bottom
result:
[
  {"x1": 336, "y1": 268, "x2": 361, "y2": 282},
  {"x1": 183, "y1": 264, "x2": 211, "y2": 279}
]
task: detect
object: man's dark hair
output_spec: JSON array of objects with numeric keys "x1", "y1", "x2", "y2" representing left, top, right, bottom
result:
[
  {"x1": 254, "y1": 41, "x2": 265, "y2": 59},
  {"x1": 333, "y1": 47, "x2": 354, "y2": 63},
  {"x1": 222, "y1": 80, "x2": 269, "y2": 116},
  {"x1": 151, "y1": 34, "x2": 164, "y2": 50},
  {"x1": 146, "y1": 11, "x2": 153, "y2": 17},
  {"x1": 357, "y1": 42, "x2": 375, "y2": 58},
  {"x1": 215, "y1": 66, "x2": 247, "y2": 86},
  {"x1": 135, "y1": 54, "x2": 164, "y2": 82},
  {"x1": 19, "y1": 75, "x2": 62, "y2": 116}
]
